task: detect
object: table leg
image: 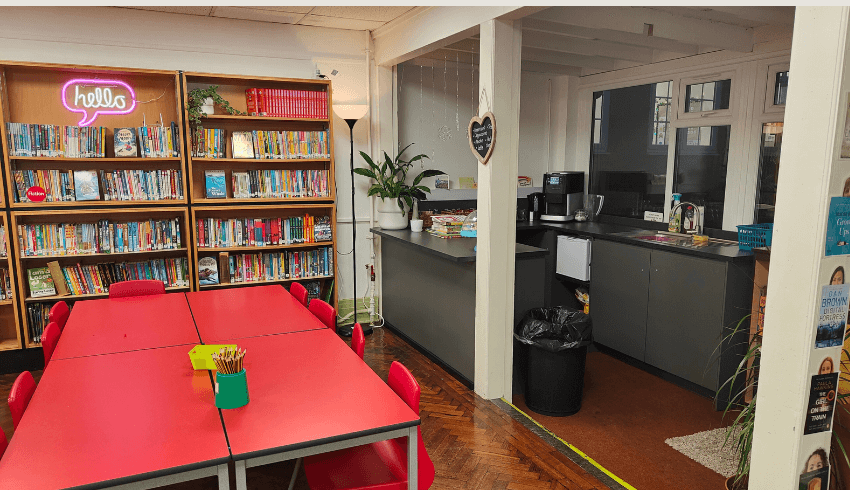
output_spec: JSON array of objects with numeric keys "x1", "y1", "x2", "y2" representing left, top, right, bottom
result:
[
  {"x1": 217, "y1": 463, "x2": 230, "y2": 490},
  {"x1": 408, "y1": 426, "x2": 418, "y2": 490},
  {"x1": 235, "y1": 460, "x2": 247, "y2": 490}
]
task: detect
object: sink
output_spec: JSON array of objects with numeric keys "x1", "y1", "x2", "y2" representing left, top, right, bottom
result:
[{"x1": 615, "y1": 230, "x2": 737, "y2": 248}]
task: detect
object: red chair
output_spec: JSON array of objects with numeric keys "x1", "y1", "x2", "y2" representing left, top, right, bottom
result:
[
  {"x1": 0, "y1": 426, "x2": 7, "y2": 459},
  {"x1": 303, "y1": 361, "x2": 435, "y2": 490},
  {"x1": 48, "y1": 301, "x2": 70, "y2": 333},
  {"x1": 308, "y1": 298, "x2": 336, "y2": 330},
  {"x1": 351, "y1": 323, "x2": 365, "y2": 360},
  {"x1": 108, "y1": 280, "x2": 166, "y2": 299},
  {"x1": 8, "y1": 371, "x2": 36, "y2": 430},
  {"x1": 41, "y1": 322, "x2": 60, "y2": 369},
  {"x1": 290, "y1": 282, "x2": 309, "y2": 308}
]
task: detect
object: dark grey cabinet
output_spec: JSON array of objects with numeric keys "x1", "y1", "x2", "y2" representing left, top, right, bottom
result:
[
  {"x1": 590, "y1": 240, "x2": 651, "y2": 361},
  {"x1": 590, "y1": 239, "x2": 752, "y2": 398}
]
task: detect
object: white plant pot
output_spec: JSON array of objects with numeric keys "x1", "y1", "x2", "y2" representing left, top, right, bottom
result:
[
  {"x1": 377, "y1": 199, "x2": 409, "y2": 230},
  {"x1": 200, "y1": 97, "x2": 215, "y2": 115}
]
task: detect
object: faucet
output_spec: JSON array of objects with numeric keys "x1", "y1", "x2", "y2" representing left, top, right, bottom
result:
[{"x1": 671, "y1": 201, "x2": 702, "y2": 235}]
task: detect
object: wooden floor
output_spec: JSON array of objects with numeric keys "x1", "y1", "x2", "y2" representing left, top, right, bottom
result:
[{"x1": 0, "y1": 328, "x2": 613, "y2": 490}]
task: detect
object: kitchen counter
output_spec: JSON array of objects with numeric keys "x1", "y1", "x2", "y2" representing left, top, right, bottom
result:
[
  {"x1": 516, "y1": 220, "x2": 753, "y2": 262},
  {"x1": 370, "y1": 228, "x2": 548, "y2": 262}
]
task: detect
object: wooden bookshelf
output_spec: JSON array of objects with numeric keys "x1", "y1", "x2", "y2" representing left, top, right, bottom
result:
[
  {"x1": 12, "y1": 207, "x2": 193, "y2": 347},
  {"x1": 191, "y1": 204, "x2": 338, "y2": 307},
  {"x1": 0, "y1": 61, "x2": 188, "y2": 209},
  {"x1": 183, "y1": 72, "x2": 338, "y2": 309},
  {"x1": 0, "y1": 214, "x2": 22, "y2": 351}
]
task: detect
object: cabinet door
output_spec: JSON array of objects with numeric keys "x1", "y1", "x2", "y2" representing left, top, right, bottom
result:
[
  {"x1": 646, "y1": 250, "x2": 726, "y2": 390},
  {"x1": 590, "y1": 240, "x2": 651, "y2": 361}
]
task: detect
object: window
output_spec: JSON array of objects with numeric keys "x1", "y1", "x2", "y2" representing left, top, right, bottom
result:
[
  {"x1": 590, "y1": 82, "x2": 669, "y2": 219},
  {"x1": 684, "y1": 79, "x2": 731, "y2": 113},
  {"x1": 764, "y1": 63, "x2": 790, "y2": 114},
  {"x1": 673, "y1": 125, "x2": 732, "y2": 230},
  {"x1": 755, "y1": 123, "x2": 783, "y2": 224},
  {"x1": 774, "y1": 71, "x2": 789, "y2": 106}
]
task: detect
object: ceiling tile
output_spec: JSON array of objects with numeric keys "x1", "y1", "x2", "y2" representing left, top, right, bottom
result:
[
  {"x1": 122, "y1": 6, "x2": 214, "y2": 16},
  {"x1": 308, "y1": 6, "x2": 414, "y2": 22},
  {"x1": 210, "y1": 7, "x2": 305, "y2": 24},
  {"x1": 243, "y1": 6, "x2": 314, "y2": 14},
  {"x1": 297, "y1": 14, "x2": 384, "y2": 31}
]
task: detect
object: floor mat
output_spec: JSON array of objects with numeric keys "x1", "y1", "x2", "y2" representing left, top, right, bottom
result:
[{"x1": 665, "y1": 427, "x2": 741, "y2": 478}]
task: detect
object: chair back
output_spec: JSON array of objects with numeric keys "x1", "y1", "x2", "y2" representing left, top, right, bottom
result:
[
  {"x1": 0, "y1": 426, "x2": 7, "y2": 459},
  {"x1": 42, "y1": 322, "x2": 60, "y2": 369},
  {"x1": 351, "y1": 323, "x2": 365, "y2": 359},
  {"x1": 308, "y1": 299, "x2": 336, "y2": 330},
  {"x1": 290, "y1": 282, "x2": 309, "y2": 307},
  {"x1": 388, "y1": 361, "x2": 435, "y2": 490},
  {"x1": 48, "y1": 301, "x2": 70, "y2": 332},
  {"x1": 109, "y1": 280, "x2": 166, "y2": 299},
  {"x1": 9, "y1": 371, "x2": 36, "y2": 430}
]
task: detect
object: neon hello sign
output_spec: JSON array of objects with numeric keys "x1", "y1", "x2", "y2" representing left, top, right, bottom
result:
[{"x1": 61, "y1": 79, "x2": 137, "y2": 127}]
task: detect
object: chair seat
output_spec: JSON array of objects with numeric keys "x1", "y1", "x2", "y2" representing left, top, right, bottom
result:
[{"x1": 304, "y1": 439, "x2": 408, "y2": 490}]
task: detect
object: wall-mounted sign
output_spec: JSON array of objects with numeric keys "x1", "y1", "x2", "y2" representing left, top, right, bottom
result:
[
  {"x1": 62, "y1": 79, "x2": 136, "y2": 127},
  {"x1": 26, "y1": 186, "x2": 46, "y2": 203},
  {"x1": 468, "y1": 112, "x2": 495, "y2": 165}
]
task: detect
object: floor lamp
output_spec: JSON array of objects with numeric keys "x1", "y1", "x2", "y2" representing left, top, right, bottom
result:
[{"x1": 332, "y1": 104, "x2": 370, "y2": 337}]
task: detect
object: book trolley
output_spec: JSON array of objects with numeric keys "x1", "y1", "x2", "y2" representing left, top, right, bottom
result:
[{"x1": 0, "y1": 61, "x2": 338, "y2": 356}]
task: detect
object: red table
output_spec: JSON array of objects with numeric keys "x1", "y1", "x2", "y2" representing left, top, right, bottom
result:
[
  {"x1": 0, "y1": 345, "x2": 230, "y2": 489},
  {"x1": 222, "y1": 329, "x2": 421, "y2": 490},
  {"x1": 187, "y1": 285, "x2": 327, "y2": 343},
  {"x1": 53, "y1": 293, "x2": 200, "y2": 360}
]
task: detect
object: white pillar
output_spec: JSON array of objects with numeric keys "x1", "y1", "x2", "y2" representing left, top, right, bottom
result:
[
  {"x1": 751, "y1": 7, "x2": 850, "y2": 487},
  {"x1": 474, "y1": 18, "x2": 522, "y2": 399}
]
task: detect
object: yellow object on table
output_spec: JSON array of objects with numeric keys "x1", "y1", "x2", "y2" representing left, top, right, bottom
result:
[
  {"x1": 692, "y1": 235, "x2": 709, "y2": 244},
  {"x1": 189, "y1": 345, "x2": 237, "y2": 370}
]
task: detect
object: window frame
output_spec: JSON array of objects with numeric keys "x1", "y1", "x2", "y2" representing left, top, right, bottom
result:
[
  {"x1": 676, "y1": 71, "x2": 737, "y2": 121},
  {"x1": 592, "y1": 91, "x2": 610, "y2": 153},
  {"x1": 764, "y1": 62, "x2": 790, "y2": 114},
  {"x1": 647, "y1": 81, "x2": 674, "y2": 155}
]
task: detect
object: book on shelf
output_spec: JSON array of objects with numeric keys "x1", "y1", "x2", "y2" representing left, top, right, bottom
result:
[
  {"x1": 224, "y1": 247, "x2": 333, "y2": 284},
  {"x1": 198, "y1": 256, "x2": 219, "y2": 285},
  {"x1": 194, "y1": 129, "x2": 329, "y2": 160},
  {"x1": 46, "y1": 261, "x2": 70, "y2": 296},
  {"x1": 5, "y1": 123, "x2": 107, "y2": 158},
  {"x1": 73, "y1": 170, "x2": 101, "y2": 201},
  {"x1": 302, "y1": 280, "x2": 321, "y2": 301},
  {"x1": 137, "y1": 123, "x2": 180, "y2": 158},
  {"x1": 0, "y1": 269, "x2": 13, "y2": 300},
  {"x1": 192, "y1": 128, "x2": 226, "y2": 158},
  {"x1": 231, "y1": 169, "x2": 330, "y2": 199},
  {"x1": 54, "y1": 257, "x2": 189, "y2": 297},
  {"x1": 0, "y1": 225, "x2": 7, "y2": 258},
  {"x1": 205, "y1": 170, "x2": 227, "y2": 199},
  {"x1": 231, "y1": 131, "x2": 255, "y2": 159},
  {"x1": 100, "y1": 169, "x2": 183, "y2": 201},
  {"x1": 27, "y1": 267, "x2": 56, "y2": 297},
  {"x1": 195, "y1": 214, "x2": 331, "y2": 248},
  {"x1": 26, "y1": 303, "x2": 61, "y2": 344},
  {"x1": 17, "y1": 218, "x2": 183, "y2": 257},
  {"x1": 12, "y1": 169, "x2": 76, "y2": 203},
  {"x1": 218, "y1": 252, "x2": 231, "y2": 284},
  {"x1": 245, "y1": 88, "x2": 328, "y2": 119},
  {"x1": 113, "y1": 128, "x2": 138, "y2": 157}
]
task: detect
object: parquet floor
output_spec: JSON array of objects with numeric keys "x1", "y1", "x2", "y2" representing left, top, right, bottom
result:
[{"x1": 0, "y1": 328, "x2": 614, "y2": 490}]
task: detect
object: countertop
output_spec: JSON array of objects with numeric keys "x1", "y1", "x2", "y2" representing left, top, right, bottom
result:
[
  {"x1": 516, "y1": 220, "x2": 753, "y2": 262},
  {"x1": 370, "y1": 228, "x2": 549, "y2": 263}
]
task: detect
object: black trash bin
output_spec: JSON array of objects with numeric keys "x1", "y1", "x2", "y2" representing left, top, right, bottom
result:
[{"x1": 514, "y1": 307, "x2": 592, "y2": 416}]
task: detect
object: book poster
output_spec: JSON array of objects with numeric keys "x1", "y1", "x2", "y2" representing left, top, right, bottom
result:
[
  {"x1": 825, "y1": 197, "x2": 850, "y2": 255},
  {"x1": 841, "y1": 94, "x2": 850, "y2": 158},
  {"x1": 803, "y1": 372, "x2": 839, "y2": 434},
  {"x1": 815, "y1": 284, "x2": 849, "y2": 348},
  {"x1": 799, "y1": 467, "x2": 830, "y2": 490}
]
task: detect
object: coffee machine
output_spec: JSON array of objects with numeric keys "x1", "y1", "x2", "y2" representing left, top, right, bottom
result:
[{"x1": 541, "y1": 172, "x2": 584, "y2": 222}]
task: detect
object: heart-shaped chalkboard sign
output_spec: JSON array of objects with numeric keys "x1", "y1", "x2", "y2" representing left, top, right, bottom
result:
[{"x1": 468, "y1": 112, "x2": 496, "y2": 165}]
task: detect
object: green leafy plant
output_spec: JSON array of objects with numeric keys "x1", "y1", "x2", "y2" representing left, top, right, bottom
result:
[
  {"x1": 186, "y1": 85, "x2": 245, "y2": 132},
  {"x1": 353, "y1": 144, "x2": 446, "y2": 212}
]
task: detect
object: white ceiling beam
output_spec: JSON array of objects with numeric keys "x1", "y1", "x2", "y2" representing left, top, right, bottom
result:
[
  {"x1": 522, "y1": 47, "x2": 638, "y2": 71},
  {"x1": 521, "y1": 60, "x2": 582, "y2": 76},
  {"x1": 522, "y1": 18, "x2": 700, "y2": 56},
  {"x1": 521, "y1": 29, "x2": 654, "y2": 63},
  {"x1": 372, "y1": 6, "x2": 545, "y2": 66},
  {"x1": 530, "y1": 6, "x2": 754, "y2": 53},
  {"x1": 679, "y1": 6, "x2": 795, "y2": 27}
]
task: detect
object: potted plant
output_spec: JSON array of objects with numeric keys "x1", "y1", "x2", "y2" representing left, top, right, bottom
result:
[
  {"x1": 186, "y1": 85, "x2": 245, "y2": 134},
  {"x1": 354, "y1": 144, "x2": 445, "y2": 230}
]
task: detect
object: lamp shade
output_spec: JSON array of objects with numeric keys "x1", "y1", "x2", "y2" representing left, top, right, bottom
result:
[{"x1": 333, "y1": 104, "x2": 368, "y2": 120}]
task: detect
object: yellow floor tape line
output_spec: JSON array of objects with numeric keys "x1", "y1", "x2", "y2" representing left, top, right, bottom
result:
[{"x1": 500, "y1": 398, "x2": 637, "y2": 490}]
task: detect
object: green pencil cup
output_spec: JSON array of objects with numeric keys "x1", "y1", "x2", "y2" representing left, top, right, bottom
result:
[{"x1": 215, "y1": 369, "x2": 249, "y2": 409}]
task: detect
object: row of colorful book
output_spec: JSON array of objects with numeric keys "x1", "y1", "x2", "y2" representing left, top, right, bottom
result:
[
  {"x1": 100, "y1": 169, "x2": 184, "y2": 201},
  {"x1": 231, "y1": 130, "x2": 330, "y2": 159},
  {"x1": 0, "y1": 269, "x2": 13, "y2": 300},
  {"x1": 6, "y1": 123, "x2": 107, "y2": 158},
  {"x1": 0, "y1": 226, "x2": 7, "y2": 257},
  {"x1": 225, "y1": 169, "x2": 330, "y2": 199},
  {"x1": 196, "y1": 215, "x2": 331, "y2": 248},
  {"x1": 18, "y1": 218, "x2": 183, "y2": 257},
  {"x1": 245, "y1": 88, "x2": 328, "y2": 119},
  {"x1": 203, "y1": 248, "x2": 333, "y2": 285},
  {"x1": 116, "y1": 125, "x2": 181, "y2": 158},
  {"x1": 26, "y1": 258, "x2": 190, "y2": 298}
]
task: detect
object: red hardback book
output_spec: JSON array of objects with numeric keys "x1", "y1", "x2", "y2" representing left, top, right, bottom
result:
[
  {"x1": 246, "y1": 89, "x2": 257, "y2": 116},
  {"x1": 257, "y1": 89, "x2": 266, "y2": 116}
]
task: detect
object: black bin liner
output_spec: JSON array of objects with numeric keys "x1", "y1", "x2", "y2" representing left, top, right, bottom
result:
[{"x1": 514, "y1": 307, "x2": 593, "y2": 416}]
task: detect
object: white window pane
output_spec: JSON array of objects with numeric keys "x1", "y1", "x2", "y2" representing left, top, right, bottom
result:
[
  {"x1": 699, "y1": 127, "x2": 711, "y2": 146},
  {"x1": 595, "y1": 96, "x2": 602, "y2": 114},
  {"x1": 656, "y1": 82, "x2": 669, "y2": 98},
  {"x1": 703, "y1": 82, "x2": 715, "y2": 98},
  {"x1": 689, "y1": 100, "x2": 702, "y2": 112},
  {"x1": 702, "y1": 100, "x2": 714, "y2": 112},
  {"x1": 687, "y1": 127, "x2": 700, "y2": 145},
  {"x1": 594, "y1": 120, "x2": 601, "y2": 144}
]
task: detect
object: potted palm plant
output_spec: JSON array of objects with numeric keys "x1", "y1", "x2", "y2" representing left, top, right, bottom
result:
[{"x1": 354, "y1": 144, "x2": 445, "y2": 230}]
